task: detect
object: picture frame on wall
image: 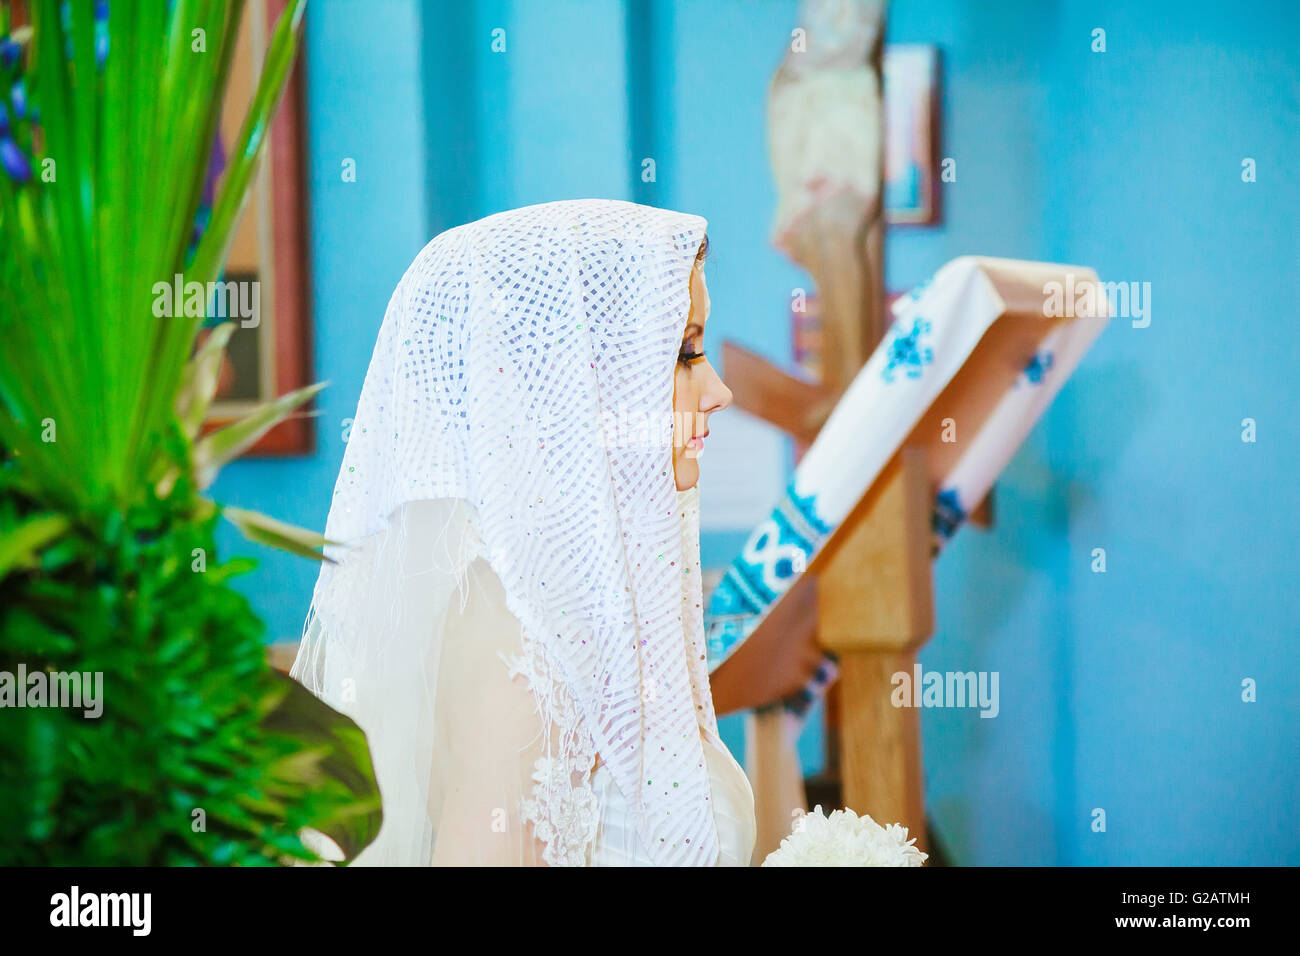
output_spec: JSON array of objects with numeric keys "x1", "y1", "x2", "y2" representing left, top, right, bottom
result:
[
  {"x1": 884, "y1": 44, "x2": 942, "y2": 227},
  {"x1": 200, "y1": 0, "x2": 315, "y2": 455},
  {"x1": 792, "y1": 290, "x2": 912, "y2": 385}
]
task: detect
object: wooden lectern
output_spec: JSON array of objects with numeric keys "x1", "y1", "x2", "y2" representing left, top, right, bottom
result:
[{"x1": 709, "y1": 340, "x2": 994, "y2": 859}]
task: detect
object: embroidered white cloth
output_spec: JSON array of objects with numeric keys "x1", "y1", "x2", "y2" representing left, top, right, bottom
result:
[
  {"x1": 705, "y1": 256, "x2": 1112, "y2": 714},
  {"x1": 292, "y1": 199, "x2": 728, "y2": 866}
]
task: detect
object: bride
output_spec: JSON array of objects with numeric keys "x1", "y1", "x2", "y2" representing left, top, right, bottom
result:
[{"x1": 291, "y1": 199, "x2": 756, "y2": 866}]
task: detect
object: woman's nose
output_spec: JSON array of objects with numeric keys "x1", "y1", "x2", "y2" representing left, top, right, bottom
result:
[{"x1": 704, "y1": 362, "x2": 733, "y2": 413}]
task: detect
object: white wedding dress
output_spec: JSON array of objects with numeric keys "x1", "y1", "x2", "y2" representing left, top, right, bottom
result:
[{"x1": 435, "y1": 538, "x2": 756, "y2": 867}]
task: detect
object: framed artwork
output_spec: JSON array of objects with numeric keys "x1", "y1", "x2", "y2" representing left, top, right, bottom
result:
[
  {"x1": 791, "y1": 294, "x2": 825, "y2": 384},
  {"x1": 884, "y1": 44, "x2": 942, "y2": 226},
  {"x1": 200, "y1": 0, "x2": 315, "y2": 455},
  {"x1": 789, "y1": 291, "x2": 906, "y2": 468},
  {"x1": 792, "y1": 290, "x2": 909, "y2": 384}
]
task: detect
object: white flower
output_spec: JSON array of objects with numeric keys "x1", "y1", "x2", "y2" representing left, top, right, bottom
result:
[{"x1": 761, "y1": 805, "x2": 929, "y2": 867}]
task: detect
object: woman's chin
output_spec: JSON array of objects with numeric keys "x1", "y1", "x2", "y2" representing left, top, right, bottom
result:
[{"x1": 673, "y1": 456, "x2": 699, "y2": 491}]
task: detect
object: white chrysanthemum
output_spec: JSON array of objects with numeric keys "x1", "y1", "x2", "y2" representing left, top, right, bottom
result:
[{"x1": 761, "y1": 805, "x2": 929, "y2": 867}]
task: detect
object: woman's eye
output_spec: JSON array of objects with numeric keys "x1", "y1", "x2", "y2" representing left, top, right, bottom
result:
[{"x1": 678, "y1": 349, "x2": 705, "y2": 367}]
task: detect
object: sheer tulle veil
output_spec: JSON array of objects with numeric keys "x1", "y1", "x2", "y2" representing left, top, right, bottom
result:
[{"x1": 291, "y1": 199, "x2": 725, "y2": 865}]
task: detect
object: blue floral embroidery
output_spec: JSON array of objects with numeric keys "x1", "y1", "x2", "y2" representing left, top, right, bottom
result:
[
  {"x1": 1022, "y1": 351, "x2": 1055, "y2": 385},
  {"x1": 704, "y1": 478, "x2": 831, "y2": 667},
  {"x1": 882, "y1": 317, "x2": 934, "y2": 383},
  {"x1": 932, "y1": 488, "x2": 965, "y2": 541}
]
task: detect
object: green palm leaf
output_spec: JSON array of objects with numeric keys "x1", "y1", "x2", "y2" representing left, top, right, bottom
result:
[
  {"x1": 194, "y1": 382, "x2": 326, "y2": 490},
  {"x1": 1, "y1": 0, "x2": 309, "y2": 513},
  {"x1": 223, "y1": 505, "x2": 335, "y2": 564},
  {"x1": 177, "y1": 322, "x2": 238, "y2": 440},
  {"x1": 0, "y1": 513, "x2": 70, "y2": 581},
  {"x1": 0, "y1": 0, "x2": 380, "y2": 866}
]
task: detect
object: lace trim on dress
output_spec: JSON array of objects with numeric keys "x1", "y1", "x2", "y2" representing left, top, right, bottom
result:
[{"x1": 500, "y1": 633, "x2": 599, "y2": 867}]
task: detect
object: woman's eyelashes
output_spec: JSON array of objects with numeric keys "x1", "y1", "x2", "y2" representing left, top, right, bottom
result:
[{"x1": 678, "y1": 347, "x2": 706, "y2": 368}]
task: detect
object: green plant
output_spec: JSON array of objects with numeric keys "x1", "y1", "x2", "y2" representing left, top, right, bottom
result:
[{"x1": 0, "y1": 0, "x2": 381, "y2": 863}]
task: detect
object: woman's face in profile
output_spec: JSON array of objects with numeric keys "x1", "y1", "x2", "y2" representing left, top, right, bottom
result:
[{"x1": 672, "y1": 257, "x2": 733, "y2": 491}]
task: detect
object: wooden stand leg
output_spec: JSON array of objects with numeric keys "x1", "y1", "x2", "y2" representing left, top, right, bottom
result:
[
  {"x1": 745, "y1": 708, "x2": 808, "y2": 865},
  {"x1": 838, "y1": 649, "x2": 926, "y2": 852},
  {"x1": 816, "y1": 447, "x2": 934, "y2": 852}
]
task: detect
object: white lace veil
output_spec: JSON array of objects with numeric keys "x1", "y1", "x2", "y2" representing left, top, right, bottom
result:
[{"x1": 291, "y1": 199, "x2": 722, "y2": 866}]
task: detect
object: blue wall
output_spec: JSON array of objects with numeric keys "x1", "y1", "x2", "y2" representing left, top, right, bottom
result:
[
  {"x1": 214, "y1": 0, "x2": 1299, "y2": 865},
  {"x1": 212, "y1": 0, "x2": 432, "y2": 639},
  {"x1": 890, "y1": 0, "x2": 1300, "y2": 866}
]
